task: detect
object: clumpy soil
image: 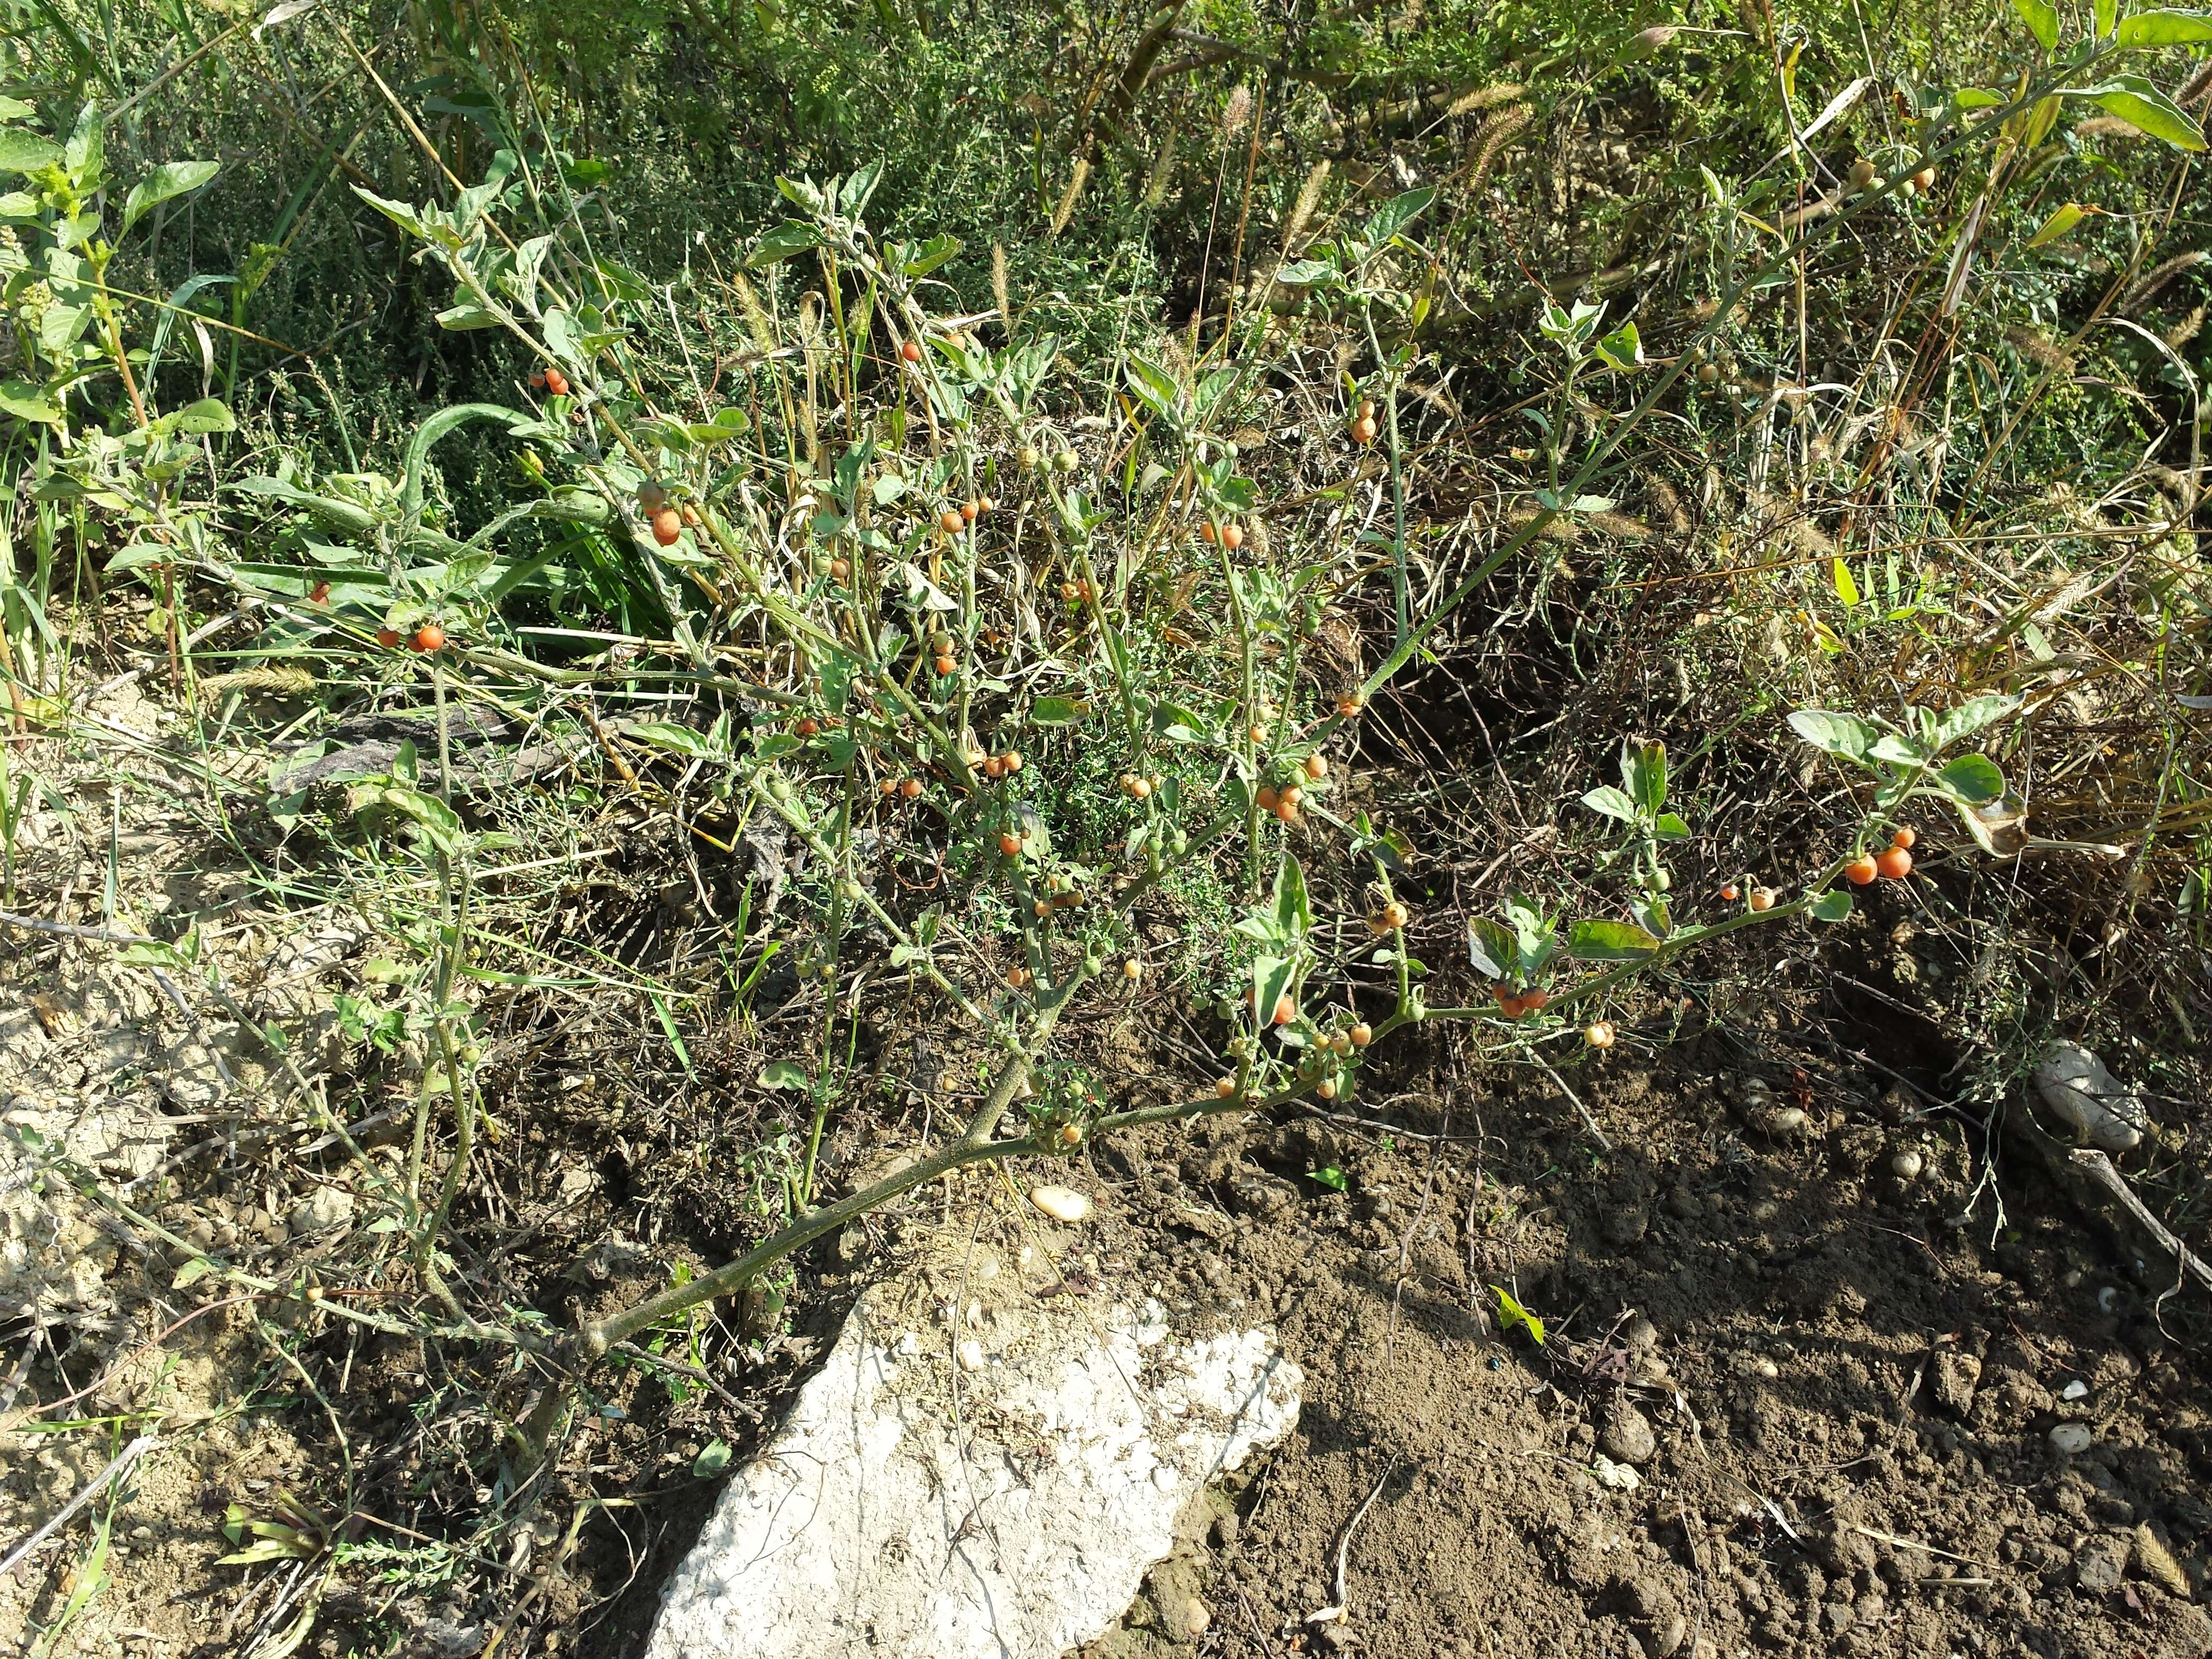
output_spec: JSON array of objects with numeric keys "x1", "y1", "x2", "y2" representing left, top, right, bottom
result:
[{"x1": 1058, "y1": 1040, "x2": 2212, "y2": 1659}]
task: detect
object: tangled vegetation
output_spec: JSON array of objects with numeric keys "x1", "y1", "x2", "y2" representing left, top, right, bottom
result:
[{"x1": 1, "y1": 0, "x2": 2208, "y2": 1649}]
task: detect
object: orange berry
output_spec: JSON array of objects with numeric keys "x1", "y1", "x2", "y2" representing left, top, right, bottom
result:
[
  {"x1": 796, "y1": 718, "x2": 819, "y2": 738},
  {"x1": 1216, "y1": 1077, "x2": 1237, "y2": 1099},
  {"x1": 1199, "y1": 521, "x2": 1218, "y2": 543},
  {"x1": 1316, "y1": 1079, "x2": 1337, "y2": 1100},
  {"x1": 528, "y1": 371, "x2": 547, "y2": 391},
  {"x1": 900, "y1": 777, "x2": 924, "y2": 799},
  {"x1": 939, "y1": 509, "x2": 965, "y2": 535},
  {"x1": 1520, "y1": 988, "x2": 1549, "y2": 1013},
  {"x1": 1274, "y1": 799, "x2": 1300, "y2": 824},
  {"x1": 1748, "y1": 887, "x2": 1776, "y2": 911},
  {"x1": 375, "y1": 627, "x2": 402, "y2": 649},
  {"x1": 543, "y1": 368, "x2": 569, "y2": 396},
  {"x1": 1381, "y1": 902, "x2": 1409, "y2": 930},
  {"x1": 1844, "y1": 856, "x2": 1878, "y2": 886},
  {"x1": 1891, "y1": 826, "x2": 1918, "y2": 850},
  {"x1": 1280, "y1": 785, "x2": 1304, "y2": 810},
  {"x1": 681, "y1": 503, "x2": 701, "y2": 527},
  {"x1": 983, "y1": 756, "x2": 1006, "y2": 780},
  {"x1": 1221, "y1": 523, "x2": 1245, "y2": 550},
  {"x1": 1720, "y1": 883, "x2": 1740, "y2": 902},
  {"x1": 1303, "y1": 754, "x2": 1328, "y2": 781},
  {"x1": 933, "y1": 654, "x2": 958, "y2": 675},
  {"x1": 1348, "y1": 1022, "x2": 1372, "y2": 1047},
  {"x1": 651, "y1": 507, "x2": 683, "y2": 546},
  {"x1": 308, "y1": 581, "x2": 330, "y2": 605},
  {"x1": 1059, "y1": 580, "x2": 1081, "y2": 602},
  {"x1": 1875, "y1": 846, "x2": 1913, "y2": 880},
  {"x1": 961, "y1": 498, "x2": 981, "y2": 522},
  {"x1": 829, "y1": 557, "x2": 851, "y2": 582},
  {"x1": 880, "y1": 778, "x2": 899, "y2": 796},
  {"x1": 1256, "y1": 787, "x2": 1279, "y2": 813},
  {"x1": 1121, "y1": 959, "x2": 1142, "y2": 981},
  {"x1": 1003, "y1": 752, "x2": 1023, "y2": 773},
  {"x1": 1271, "y1": 994, "x2": 1296, "y2": 1026},
  {"x1": 998, "y1": 831, "x2": 1022, "y2": 855},
  {"x1": 900, "y1": 340, "x2": 922, "y2": 363},
  {"x1": 1351, "y1": 416, "x2": 1377, "y2": 445},
  {"x1": 412, "y1": 623, "x2": 445, "y2": 652}
]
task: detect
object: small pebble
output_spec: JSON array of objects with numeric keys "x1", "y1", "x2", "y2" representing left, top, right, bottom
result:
[
  {"x1": 1766, "y1": 1107, "x2": 1807, "y2": 1137},
  {"x1": 2060, "y1": 1379, "x2": 2090, "y2": 1401},
  {"x1": 1889, "y1": 1149, "x2": 1924, "y2": 1181},
  {"x1": 1183, "y1": 1598, "x2": 1212, "y2": 1638},
  {"x1": 2049, "y1": 1422, "x2": 2094, "y2": 1454},
  {"x1": 1029, "y1": 1185, "x2": 1092, "y2": 1223},
  {"x1": 956, "y1": 1339, "x2": 985, "y2": 1372}
]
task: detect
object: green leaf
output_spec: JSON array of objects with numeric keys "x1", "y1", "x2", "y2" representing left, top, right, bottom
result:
[
  {"x1": 173, "y1": 1255, "x2": 217, "y2": 1289},
  {"x1": 2115, "y1": 8, "x2": 2212, "y2": 45},
  {"x1": 900, "y1": 233, "x2": 961, "y2": 278},
  {"x1": 1869, "y1": 733, "x2": 1927, "y2": 767},
  {"x1": 627, "y1": 721, "x2": 718, "y2": 757},
  {"x1": 436, "y1": 303, "x2": 505, "y2": 330},
  {"x1": 1935, "y1": 752, "x2": 2007, "y2": 804},
  {"x1": 1492, "y1": 1284, "x2": 1546, "y2": 1344},
  {"x1": 749, "y1": 220, "x2": 821, "y2": 267},
  {"x1": 1272, "y1": 855, "x2": 1312, "y2": 943},
  {"x1": 693, "y1": 1439, "x2": 734, "y2": 1477},
  {"x1": 1811, "y1": 890, "x2": 1854, "y2": 922},
  {"x1": 1593, "y1": 320, "x2": 1642, "y2": 372},
  {"x1": 1653, "y1": 812, "x2": 1691, "y2": 840},
  {"x1": 2010, "y1": 0, "x2": 2060, "y2": 50},
  {"x1": 2096, "y1": 0, "x2": 2119, "y2": 35},
  {"x1": 1253, "y1": 953, "x2": 1297, "y2": 1028},
  {"x1": 1310, "y1": 1164, "x2": 1348, "y2": 1193},
  {"x1": 2089, "y1": 77, "x2": 2207, "y2": 150},
  {"x1": 0, "y1": 379, "x2": 63, "y2": 424},
  {"x1": 168, "y1": 396, "x2": 235, "y2": 435},
  {"x1": 1621, "y1": 739, "x2": 1667, "y2": 816},
  {"x1": 1788, "y1": 709, "x2": 1878, "y2": 762},
  {"x1": 0, "y1": 127, "x2": 61, "y2": 174},
  {"x1": 1030, "y1": 696, "x2": 1084, "y2": 726},
  {"x1": 2027, "y1": 203, "x2": 2090, "y2": 248},
  {"x1": 121, "y1": 159, "x2": 218, "y2": 237},
  {"x1": 1832, "y1": 558, "x2": 1860, "y2": 608},
  {"x1": 1361, "y1": 185, "x2": 1436, "y2": 246},
  {"x1": 758, "y1": 1059, "x2": 809, "y2": 1090},
  {"x1": 1465, "y1": 915, "x2": 1516, "y2": 981},
  {"x1": 1567, "y1": 918, "x2": 1662, "y2": 960},
  {"x1": 1580, "y1": 784, "x2": 1639, "y2": 822},
  {"x1": 1931, "y1": 693, "x2": 2019, "y2": 749}
]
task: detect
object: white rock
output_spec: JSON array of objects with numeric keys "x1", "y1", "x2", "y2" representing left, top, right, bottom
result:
[
  {"x1": 647, "y1": 1283, "x2": 1301, "y2": 1659},
  {"x1": 2060, "y1": 1379, "x2": 2090, "y2": 1402},
  {"x1": 2034, "y1": 1041, "x2": 2146, "y2": 1153},
  {"x1": 955, "y1": 1339, "x2": 985, "y2": 1373},
  {"x1": 1028, "y1": 1185, "x2": 1092, "y2": 1223},
  {"x1": 1591, "y1": 1455, "x2": 1643, "y2": 1492},
  {"x1": 2049, "y1": 1423, "x2": 2094, "y2": 1455},
  {"x1": 288, "y1": 1186, "x2": 354, "y2": 1238}
]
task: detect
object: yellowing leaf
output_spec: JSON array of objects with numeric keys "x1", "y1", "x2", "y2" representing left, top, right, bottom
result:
[
  {"x1": 2027, "y1": 203, "x2": 2090, "y2": 248},
  {"x1": 1492, "y1": 1284, "x2": 1546, "y2": 1344},
  {"x1": 1832, "y1": 558, "x2": 1861, "y2": 608}
]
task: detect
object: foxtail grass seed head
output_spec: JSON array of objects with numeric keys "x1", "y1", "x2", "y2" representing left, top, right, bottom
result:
[{"x1": 1221, "y1": 85, "x2": 1253, "y2": 140}]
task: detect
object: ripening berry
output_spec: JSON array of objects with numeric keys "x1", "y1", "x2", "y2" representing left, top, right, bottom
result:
[
  {"x1": 413, "y1": 623, "x2": 445, "y2": 652},
  {"x1": 652, "y1": 507, "x2": 683, "y2": 546},
  {"x1": 1336, "y1": 694, "x2": 1366, "y2": 718},
  {"x1": 829, "y1": 557, "x2": 850, "y2": 582},
  {"x1": 880, "y1": 778, "x2": 899, "y2": 797},
  {"x1": 1348, "y1": 1022, "x2": 1372, "y2": 1047},
  {"x1": 796, "y1": 718, "x2": 819, "y2": 738},
  {"x1": 1271, "y1": 994, "x2": 1296, "y2": 1026},
  {"x1": 1304, "y1": 754, "x2": 1328, "y2": 781},
  {"x1": 1316, "y1": 1079, "x2": 1337, "y2": 1101},
  {"x1": 1844, "y1": 856, "x2": 1879, "y2": 886},
  {"x1": 543, "y1": 368, "x2": 570, "y2": 395},
  {"x1": 998, "y1": 831, "x2": 1022, "y2": 855},
  {"x1": 376, "y1": 627, "x2": 402, "y2": 649},
  {"x1": 900, "y1": 777, "x2": 924, "y2": 799},
  {"x1": 1057, "y1": 1123, "x2": 1082, "y2": 1146},
  {"x1": 308, "y1": 582, "x2": 330, "y2": 604},
  {"x1": 1875, "y1": 846, "x2": 1913, "y2": 880},
  {"x1": 900, "y1": 340, "x2": 922, "y2": 363},
  {"x1": 1381, "y1": 902, "x2": 1409, "y2": 930},
  {"x1": 1221, "y1": 523, "x2": 1245, "y2": 550},
  {"x1": 1585, "y1": 1020, "x2": 1617, "y2": 1049},
  {"x1": 1848, "y1": 158, "x2": 1875, "y2": 190},
  {"x1": 1890, "y1": 826, "x2": 1917, "y2": 850},
  {"x1": 1748, "y1": 887, "x2": 1776, "y2": 911},
  {"x1": 1216, "y1": 1077, "x2": 1237, "y2": 1099},
  {"x1": 939, "y1": 509, "x2": 965, "y2": 535},
  {"x1": 1122, "y1": 959, "x2": 1142, "y2": 981},
  {"x1": 1720, "y1": 883, "x2": 1740, "y2": 902},
  {"x1": 961, "y1": 498, "x2": 981, "y2": 522}
]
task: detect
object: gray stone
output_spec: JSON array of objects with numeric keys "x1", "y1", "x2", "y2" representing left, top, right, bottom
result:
[
  {"x1": 1602, "y1": 1402, "x2": 1658, "y2": 1466},
  {"x1": 288, "y1": 1186, "x2": 354, "y2": 1237},
  {"x1": 2035, "y1": 1041, "x2": 2146, "y2": 1153},
  {"x1": 2077, "y1": 1534, "x2": 2130, "y2": 1595}
]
